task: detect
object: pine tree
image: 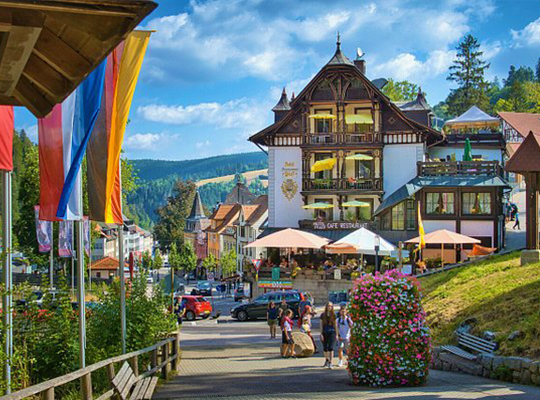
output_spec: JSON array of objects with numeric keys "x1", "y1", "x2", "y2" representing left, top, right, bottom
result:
[
  {"x1": 536, "y1": 57, "x2": 540, "y2": 82},
  {"x1": 446, "y1": 34, "x2": 490, "y2": 116}
]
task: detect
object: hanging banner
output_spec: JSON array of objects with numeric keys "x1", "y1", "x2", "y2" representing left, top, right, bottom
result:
[
  {"x1": 59, "y1": 220, "x2": 73, "y2": 257},
  {"x1": 87, "y1": 31, "x2": 151, "y2": 224},
  {"x1": 35, "y1": 206, "x2": 52, "y2": 253},
  {"x1": 83, "y1": 217, "x2": 90, "y2": 256},
  {"x1": 0, "y1": 106, "x2": 14, "y2": 171}
]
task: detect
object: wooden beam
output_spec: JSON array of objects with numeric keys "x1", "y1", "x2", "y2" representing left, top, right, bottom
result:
[
  {"x1": 13, "y1": 75, "x2": 55, "y2": 118},
  {"x1": 22, "y1": 53, "x2": 72, "y2": 98},
  {"x1": 46, "y1": 11, "x2": 132, "y2": 42},
  {"x1": 0, "y1": 1, "x2": 140, "y2": 18},
  {"x1": 33, "y1": 27, "x2": 92, "y2": 81}
]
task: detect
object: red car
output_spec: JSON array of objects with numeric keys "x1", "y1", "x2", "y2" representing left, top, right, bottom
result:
[{"x1": 176, "y1": 295, "x2": 212, "y2": 321}]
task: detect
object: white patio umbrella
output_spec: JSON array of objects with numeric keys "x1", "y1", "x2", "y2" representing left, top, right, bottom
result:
[{"x1": 326, "y1": 227, "x2": 396, "y2": 256}]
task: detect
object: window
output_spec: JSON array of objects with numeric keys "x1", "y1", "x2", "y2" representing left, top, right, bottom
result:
[
  {"x1": 96, "y1": 272, "x2": 101, "y2": 278},
  {"x1": 315, "y1": 110, "x2": 333, "y2": 133},
  {"x1": 314, "y1": 153, "x2": 333, "y2": 180},
  {"x1": 462, "y1": 193, "x2": 491, "y2": 215},
  {"x1": 346, "y1": 109, "x2": 373, "y2": 133},
  {"x1": 426, "y1": 193, "x2": 455, "y2": 215},
  {"x1": 355, "y1": 158, "x2": 373, "y2": 179},
  {"x1": 351, "y1": 199, "x2": 372, "y2": 221},
  {"x1": 405, "y1": 199, "x2": 416, "y2": 230},
  {"x1": 313, "y1": 198, "x2": 333, "y2": 220},
  {"x1": 380, "y1": 211, "x2": 391, "y2": 230},
  {"x1": 392, "y1": 202, "x2": 405, "y2": 230},
  {"x1": 285, "y1": 292, "x2": 300, "y2": 301}
]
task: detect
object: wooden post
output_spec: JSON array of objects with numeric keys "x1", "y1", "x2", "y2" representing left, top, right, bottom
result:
[
  {"x1": 161, "y1": 342, "x2": 170, "y2": 380},
  {"x1": 129, "y1": 355, "x2": 139, "y2": 376},
  {"x1": 525, "y1": 173, "x2": 539, "y2": 250},
  {"x1": 106, "y1": 363, "x2": 115, "y2": 389},
  {"x1": 151, "y1": 348, "x2": 158, "y2": 372},
  {"x1": 81, "y1": 373, "x2": 92, "y2": 400},
  {"x1": 42, "y1": 387, "x2": 54, "y2": 400},
  {"x1": 172, "y1": 333, "x2": 180, "y2": 372},
  {"x1": 398, "y1": 241, "x2": 403, "y2": 271}
]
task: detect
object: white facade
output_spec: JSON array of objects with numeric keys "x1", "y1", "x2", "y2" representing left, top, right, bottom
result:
[
  {"x1": 383, "y1": 143, "x2": 424, "y2": 197},
  {"x1": 268, "y1": 146, "x2": 309, "y2": 228},
  {"x1": 461, "y1": 220, "x2": 494, "y2": 244},
  {"x1": 423, "y1": 220, "x2": 456, "y2": 233}
]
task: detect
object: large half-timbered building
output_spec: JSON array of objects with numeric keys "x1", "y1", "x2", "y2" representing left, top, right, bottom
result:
[{"x1": 249, "y1": 38, "x2": 509, "y2": 252}]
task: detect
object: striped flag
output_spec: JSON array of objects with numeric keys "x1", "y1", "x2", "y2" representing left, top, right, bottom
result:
[
  {"x1": 87, "y1": 31, "x2": 151, "y2": 224},
  {"x1": 38, "y1": 62, "x2": 106, "y2": 221},
  {"x1": 0, "y1": 106, "x2": 14, "y2": 172}
]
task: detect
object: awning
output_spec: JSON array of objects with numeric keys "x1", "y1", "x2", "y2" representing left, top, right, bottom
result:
[
  {"x1": 345, "y1": 153, "x2": 374, "y2": 161},
  {"x1": 406, "y1": 229, "x2": 480, "y2": 245},
  {"x1": 328, "y1": 227, "x2": 396, "y2": 256},
  {"x1": 374, "y1": 174, "x2": 511, "y2": 216},
  {"x1": 245, "y1": 228, "x2": 329, "y2": 249},
  {"x1": 345, "y1": 114, "x2": 373, "y2": 124},
  {"x1": 311, "y1": 158, "x2": 336, "y2": 173},
  {"x1": 309, "y1": 113, "x2": 336, "y2": 119},
  {"x1": 303, "y1": 202, "x2": 333, "y2": 210},
  {"x1": 445, "y1": 106, "x2": 500, "y2": 129},
  {"x1": 342, "y1": 201, "x2": 370, "y2": 207}
]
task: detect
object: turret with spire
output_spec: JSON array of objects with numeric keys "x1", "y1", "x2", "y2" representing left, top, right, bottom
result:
[
  {"x1": 327, "y1": 32, "x2": 354, "y2": 66},
  {"x1": 272, "y1": 87, "x2": 291, "y2": 123}
]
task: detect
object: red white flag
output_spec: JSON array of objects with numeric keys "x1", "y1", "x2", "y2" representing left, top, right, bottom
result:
[{"x1": 0, "y1": 106, "x2": 14, "y2": 171}]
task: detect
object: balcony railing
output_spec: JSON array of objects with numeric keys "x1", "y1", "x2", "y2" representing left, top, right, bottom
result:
[
  {"x1": 304, "y1": 131, "x2": 382, "y2": 145},
  {"x1": 418, "y1": 161, "x2": 503, "y2": 177},
  {"x1": 302, "y1": 177, "x2": 382, "y2": 191},
  {"x1": 445, "y1": 133, "x2": 505, "y2": 146}
]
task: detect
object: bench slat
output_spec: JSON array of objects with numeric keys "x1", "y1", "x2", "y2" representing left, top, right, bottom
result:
[
  {"x1": 130, "y1": 379, "x2": 147, "y2": 400},
  {"x1": 458, "y1": 336, "x2": 496, "y2": 353},
  {"x1": 460, "y1": 332, "x2": 498, "y2": 349},
  {"x1": 112, "y1": 363, "x2": 131, "y2": 388},
  {"x1": 441, "y1": 345, "x2": 476, "y2": 360},
  {"x1": 142, "y1": 377, "x2": 158, "y2": 400},
  {"x1": 119, "y1": 374, "x2": 135, "y2": 400}
]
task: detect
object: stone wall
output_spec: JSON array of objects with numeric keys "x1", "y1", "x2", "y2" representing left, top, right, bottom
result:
[
  {"x1": 293, "y1": 278, "x2": 354, "y2": 304},
  {"x1": 431, "y1": 347, "x2": 540, "y2": 386}
]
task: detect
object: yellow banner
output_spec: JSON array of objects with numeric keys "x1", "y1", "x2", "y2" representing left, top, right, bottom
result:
[
  {"x1": 104, "y1": 31, "x2": 151, "y2": 222},
  {"x1": 418, "y1": 203, "x2": 426, "y2": 249}
]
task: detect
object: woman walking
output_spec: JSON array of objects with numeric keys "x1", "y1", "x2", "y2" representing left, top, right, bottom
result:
[
  {"x1": 267, "y1": 301, "x2": 279, "y2": 339},
  {"x1": 281, "y1": 309, "x2": 296, "y2": 358},
  {"x1": 320, "y1": 302, "x2": 338, "y2": 369},
  {"x1": 336, "y1": 305, "x2": 353, "y2": 367},
  {"x1": 299, "y1": 305, "x2": 318, "y2": 353}
]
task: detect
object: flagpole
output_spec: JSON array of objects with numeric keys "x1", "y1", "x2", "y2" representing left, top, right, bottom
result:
[
  {"x1": 71, "y1": 221, "x2": 75, "y2": 297},
  {"x1": 118, "y1": 224, "x2": 126, "y2": 354},
  {"x1": 77, "y1": 219, "x2": 86, "y2": 368},
  {"x1": 2, "y1": 171, "x2": 12, "y2": 393},
  {"x1": 50, "y1": 226, "x2": 54, "y2": 289}
]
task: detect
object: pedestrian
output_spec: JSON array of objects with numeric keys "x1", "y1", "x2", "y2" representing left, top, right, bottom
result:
[
  {"x1": 320, "y1": 302, "x2": 338, "y2": 369},
  {"x1": 267, "y1": 301, "x2": 279, "y2": 339},
  {"x1": 299, "y1": 305, "x2": 318, "y2": 353},
  {"x1": 513, "y1": 210, "x2": 521, "y2": 230},
  {"x1": 281, "y1": 309, "x2": 296, "y2": 358},
  {"x1": 278, "y1": 297, "x2": 289, "y2": 323},
  {"x1": 511, "y1": 203, "x2": 518, "y2": 221},
  {"x1": 174, "y1": 297, "x2": 186, "y2": 326},
  {"x1": 336, "y1": 305, "x2": 353, "y2": 367}
]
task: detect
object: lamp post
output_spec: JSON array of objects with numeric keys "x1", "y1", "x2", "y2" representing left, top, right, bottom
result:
[{"x1": 374, "y1": 234, "x2": 380, "y2": 273}]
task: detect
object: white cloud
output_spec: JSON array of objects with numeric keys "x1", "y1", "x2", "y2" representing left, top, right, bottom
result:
[
  {"x1": 196, "y1": 140, "x2": 211, "y2": 149},
  {"x1": 124, "y1": 133, "x2": 163, "y2": 150},
  {"x1": 371, "y1": 49, "x2": 455, "y2": 82},
  {"x1": 511, "y1": 17, "x2": 540, "y2": 47},
  {"x1": 295, "y1": 11, "x2": 351, "y2": 42}
]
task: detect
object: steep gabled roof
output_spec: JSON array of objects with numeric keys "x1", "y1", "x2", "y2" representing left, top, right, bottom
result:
[
  {"x1": 498, "y1": 112, "x2": 540, "y2": 138},
  {"x1": 506, "y1": 132, "x2": 540, "y2": 173},
  {"x1": 397, "y1": 88, "x2": 431, "y2": 111},
  {"x1": 249, "y1": 41, "x2": 443, "y2": 146},
  {"x1": 188, "y1": 190, "x2": 206, "y2": 220}
]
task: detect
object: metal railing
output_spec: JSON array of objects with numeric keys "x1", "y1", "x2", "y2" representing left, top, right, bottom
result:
[
  {"x1": 418, "y1": 161, "x2": 503, "y2": 177},
  {"x1": 304, "y1": 132, "x2": 382, "y2": 145},
  {"x1": 0, "y1": 333, "x2": 180, "y2": 400},
  {"x1": 303, "y1": 177, "x2": 382, "y2": 191}
]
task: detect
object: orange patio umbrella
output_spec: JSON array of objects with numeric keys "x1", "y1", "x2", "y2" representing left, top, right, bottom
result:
[
  {"x1": 324, "y1": 242, "x2": 359, "y2": 254},
  {"x1": 245, "y1": 228, "x2": 330, "y2": 249},
  {"x1": 406, "y1": 229, "x2": 480, "y2": 266}
]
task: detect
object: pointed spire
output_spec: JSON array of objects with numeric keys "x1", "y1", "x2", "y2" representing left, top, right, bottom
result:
[
  {"x1": 188, "y1": 190, "x2": 206, "y2": 219},
  {"x1": 327, "y1": 32, "x2": 353, "y2": 66},
  {"x1": 272, "y1": 87, "x2": 291, "y2": 111},
  {"x1": 291, "y1": 92, "x2": 296, "y2": 101}
]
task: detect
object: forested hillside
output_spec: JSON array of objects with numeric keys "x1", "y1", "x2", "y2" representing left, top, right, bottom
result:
[{"x1": 127, "y1": 152, "x2": 268, "y2": 228}]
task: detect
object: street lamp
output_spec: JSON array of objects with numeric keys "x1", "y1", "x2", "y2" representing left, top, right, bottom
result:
[{"x1": 374, "y1": 234, "x2": 380, "y2": 273}]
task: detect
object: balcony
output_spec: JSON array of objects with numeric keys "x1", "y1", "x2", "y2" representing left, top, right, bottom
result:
[
  {"x1": 418, "y1": 161, "x2": 503, "y2": 177},
  {"x1": 303, "y1": 131, "x2": 382, "y2": 146},
  {"x1": 302, "y1": 177, "x2": 382, "y2": 192},
  {"x1": 445, "y1": 133, "x2": 505, "y2": 147}
]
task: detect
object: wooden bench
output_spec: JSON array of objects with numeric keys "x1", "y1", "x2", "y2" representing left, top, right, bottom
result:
[
  {"x1": 442, "y1": 331, "x2": 497, "y2": 361},
  {"x1": 112, "y1": 362, "x2": 158, "y2": 400}
]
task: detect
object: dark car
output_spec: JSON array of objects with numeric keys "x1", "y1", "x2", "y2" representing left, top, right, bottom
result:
[
  {"x1": 230, "y1": 290, "x2": 313, "y2": 321},
  {"x1": 191, "y1": 281, "x2": 212, "y2": 296}
]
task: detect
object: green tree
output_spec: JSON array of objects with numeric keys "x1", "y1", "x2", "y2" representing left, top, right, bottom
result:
[
  {"x1": 446, "y1": 34, "x2": 490, "y2": 116},
  {"x1": 168, "y1": 242, "x2": 180, "y2": 271},
  {"x1": 504, "y1": 65, "x2": 535, "y2": 87},
  {"x1": 220, "y1": 249, "x2": 237, "y2": 278},
  {"x1": 381, "y1": 79, "x2": 420, "y2": 102},
  {"x1": 179, "y1": 242, "x2": 197, "y2": 274},
  {"x1": 154, "y1": 249, "x2": 163, "y2": 270},
  {"x1": 153, "y1": 180, "x2": 196, "y2": 251},
  {"x1": 202, "y1": 253, "x2": 217, "y2": 273},
  {"x1": 536, "y1": 57, "x2": 540, "y2": 82},
  {"x1": 141, "y1": 250, "x2": 153, "y2": 270}
]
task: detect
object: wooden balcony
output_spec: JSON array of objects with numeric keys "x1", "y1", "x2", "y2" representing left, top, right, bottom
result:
[
  {"x1": 445, "y1": 133, "x2": 505, "y2": 147},
  {"x1": 418, "y1": 161, "x2": 503, "y2": 177},
  {"x1": 302, "y1": 177, "x2": 382, "y2": 192},
  {"x1": 303, "y1": 131, "x2": 382, "y2": 146}
]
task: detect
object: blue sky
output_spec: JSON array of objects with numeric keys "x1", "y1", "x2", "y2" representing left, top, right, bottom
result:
[{"x1": 15, "y1": 0, "x2": 540, "y2": 160}]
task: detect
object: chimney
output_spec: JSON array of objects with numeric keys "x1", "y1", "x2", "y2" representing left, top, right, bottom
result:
[{"x1": 354, "y1": 47, "x2": 366, "y2": 74}]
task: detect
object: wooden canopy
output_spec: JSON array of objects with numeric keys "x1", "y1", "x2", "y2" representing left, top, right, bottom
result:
[{"x1": 0, "y1": 0, "x2": 157, "y2": 117}]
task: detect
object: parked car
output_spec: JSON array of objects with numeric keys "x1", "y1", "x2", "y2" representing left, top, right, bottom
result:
[
  {"x1": 175, "y1": 295, "x2": 212, "y2": 321},
  {"x1": 230, "y1": 290, "x2": 313, "y2": 321},
  {"x1": 191, "y1": 281, "x2": 212, "y2": 296},
  {"x1": 234, "y1": 286, "x2": 248, "y2": 302}
]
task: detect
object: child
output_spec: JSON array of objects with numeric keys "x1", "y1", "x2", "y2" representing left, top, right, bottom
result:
[
  {"x1": 336, "y1": 305, "x2": 353, "y2": 367},
  {"x1": 281, "y1": 309, "x2": 296, "y2": 358},
  {"x1": 267, "y1": 301, "x2": 279, "y2": 339},
  {"x1": 299, "y1": 305, "x2": 318, "y2": 353}
]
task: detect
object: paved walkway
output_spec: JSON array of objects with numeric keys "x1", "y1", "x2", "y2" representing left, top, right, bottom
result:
[{"x1": 155, "y1": 341, "x2": 540, "y2": 399}]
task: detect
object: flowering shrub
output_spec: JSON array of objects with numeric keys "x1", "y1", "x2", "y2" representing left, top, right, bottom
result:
[{"x1": 348, "y1": 269, "x2": 431, "y2": 387}]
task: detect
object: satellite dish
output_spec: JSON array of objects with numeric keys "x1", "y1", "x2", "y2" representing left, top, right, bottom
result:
[{"x1": 356, "y1": 47, "x2": 365, "y2": 59}]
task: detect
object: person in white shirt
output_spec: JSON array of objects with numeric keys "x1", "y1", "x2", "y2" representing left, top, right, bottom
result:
[
  {"x1": 281, "y1": 309, "x2": 296, "y2": 358},
  {"x1": 336, "y1": 305, "x2": 353, "y2": 367}
]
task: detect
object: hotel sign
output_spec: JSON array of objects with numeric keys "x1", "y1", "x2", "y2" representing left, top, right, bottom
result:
[
  {"x1": 281, "y1": 161, "x2": 298, "y2": 201},
  {"x1": 312, "y1": 221, "x2": 368, "y2": 230}
]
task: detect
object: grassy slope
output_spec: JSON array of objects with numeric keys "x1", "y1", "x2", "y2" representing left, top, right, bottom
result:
[
  {"x1": 419, "y1": 252, "x2": 540, "y2": 358},
  {"x1": 195, "y1": 169, "x2": 268, "y2": 187}
]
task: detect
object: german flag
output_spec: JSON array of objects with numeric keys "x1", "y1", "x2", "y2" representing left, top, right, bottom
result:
[{"x1": 87, "y1": 31, "x2": 151, "y2": 224}]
